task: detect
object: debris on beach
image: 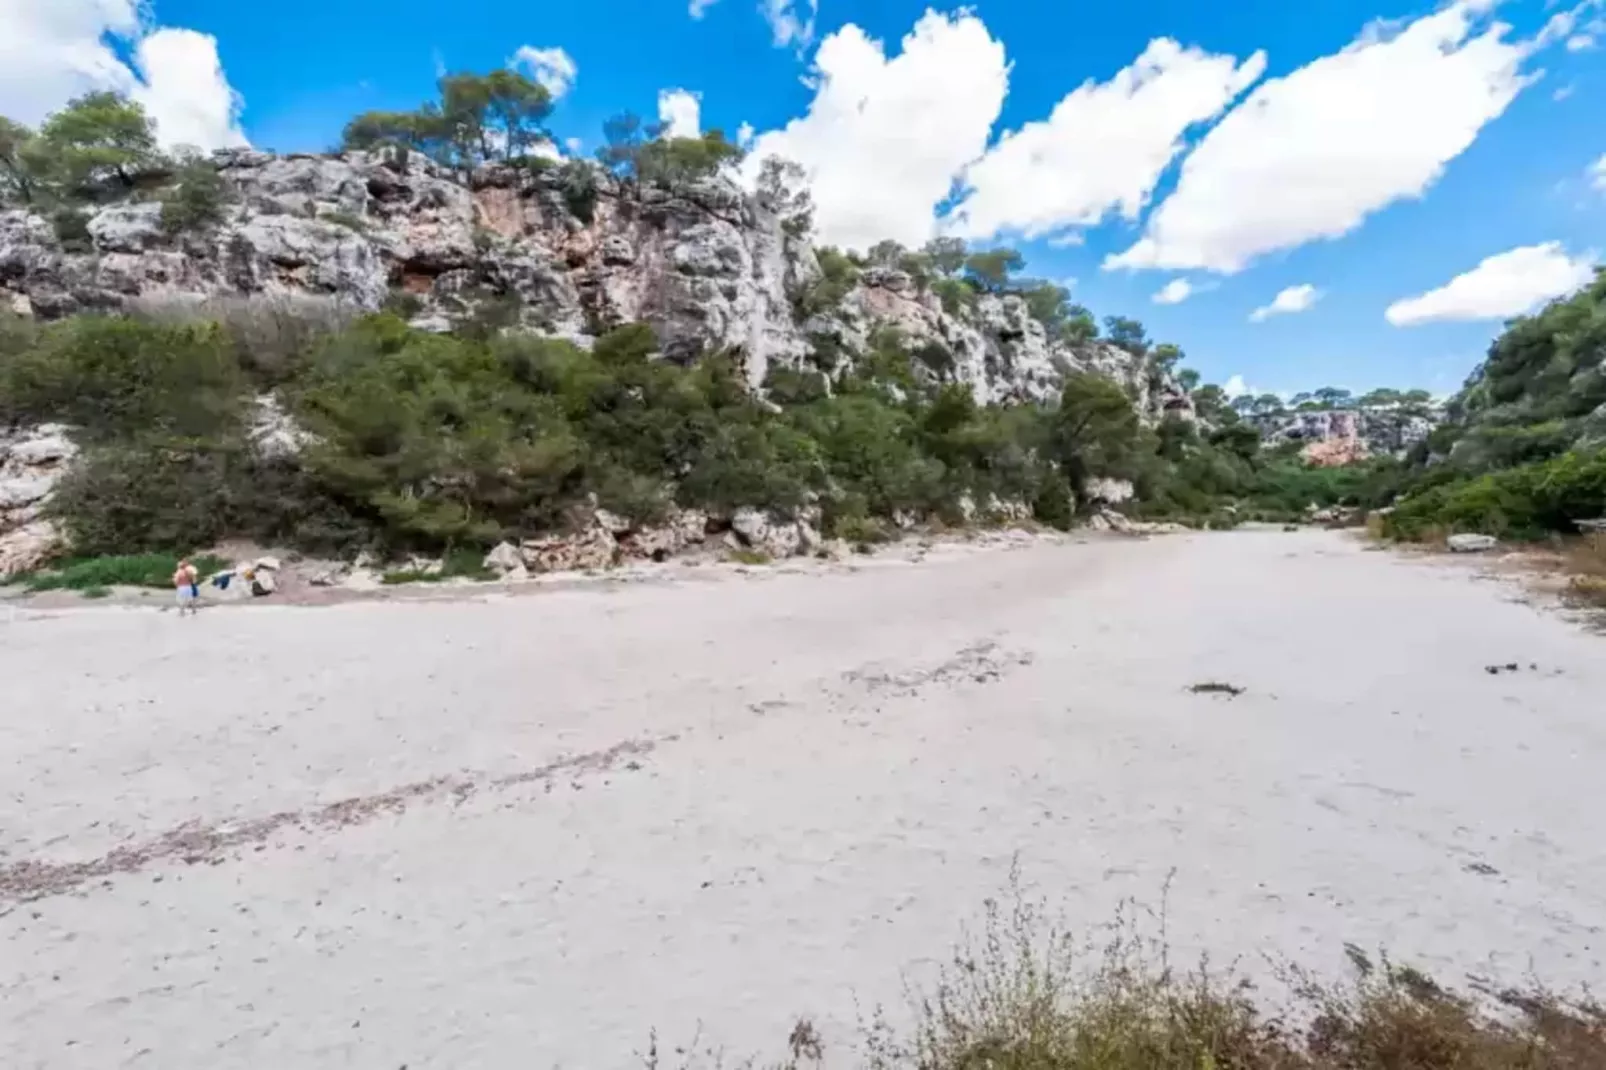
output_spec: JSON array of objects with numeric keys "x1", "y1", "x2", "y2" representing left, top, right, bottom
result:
[
  {"x1": 1189, "y1": 680, "x2": 1246, "y2": 697},
  {"x1": 207, "y1": 557, "x2": 281, "y2": 600},
  {"x1": 1448, "y1": 533, "x2": 1499, "y2": 553}
]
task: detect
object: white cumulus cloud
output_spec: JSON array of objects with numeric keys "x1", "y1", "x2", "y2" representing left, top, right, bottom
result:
[
  {"x1": 689, "y1": 0, "x2": 720, "y2": 18},
  {"x1": 944, "y1": 39, "x2": 1265, "y2": 242},
  {"x1": 1384, "y1": 243, "x2": 1596, "y2": 326},
  {"x1": 1107, "y1": 1, "x2": 1535, "y2": 274},
  {"x1": 1153, "y1": 279, "x2": 1194, "y2": 305},
  {"x1": 1249, "y1": 284, "x2": 1320, "y2": 322},
  {"x1": 1567, "y1": 32, "x2": 1597, "y2": 50},
  {"x1": 512, "y1": 46, "x2": 578, "y2": 98},
  {"x1": 1591, "y1": 154, "x2": 1606, "y2": 190},
  {"x1": 0, "y1": 0, "x2": 246, "y2": 149},
  {"x1": 743, "y1": 11, "x2": 1008, "y2": 250},
  {"x1": 658, "y1": 88, "x2": 701, "y2": 139}
]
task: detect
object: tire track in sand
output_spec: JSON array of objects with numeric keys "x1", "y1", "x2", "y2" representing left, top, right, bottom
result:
[{"x1": 0, "y1": 735, "x2": 669, "y2": 904}]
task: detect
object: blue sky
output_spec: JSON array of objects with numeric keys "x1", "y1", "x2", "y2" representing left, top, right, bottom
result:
[{"x1": 4, "y1": 1, "x2": 1605, "y2": 396}]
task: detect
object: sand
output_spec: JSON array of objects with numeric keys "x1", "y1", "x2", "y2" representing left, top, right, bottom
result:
[{"x1": 2, "y1": 529, "x2": 1603, "y2": 1067}]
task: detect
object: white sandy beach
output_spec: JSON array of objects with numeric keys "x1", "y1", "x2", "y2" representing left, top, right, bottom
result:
[{"x1": 2, "y1": 529, "x2": 1604, "y2": 1068}]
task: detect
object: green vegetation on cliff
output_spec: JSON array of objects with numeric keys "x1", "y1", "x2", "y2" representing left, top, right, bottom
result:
[
  {"x1": 0, "y1": 73, "x2": 1469, "y2": 566},
  {"x1": 1380, "y1": 270, "x2": 1606, "y2": 541},
  {"x1": 0, "y1": 309, "x2": 1190, "y2": 558}
]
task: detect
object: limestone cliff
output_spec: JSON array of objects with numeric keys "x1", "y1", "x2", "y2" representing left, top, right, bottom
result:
[
  {"x1": 1256, "y1": 407, "x2": 1439, "y2": 466},
  {"x1": 0, "y1": 150, "x2": 1200, "y2": 577},
  {"x1": 0, "y1": 148, "x2": 1186, "y2": 416}
]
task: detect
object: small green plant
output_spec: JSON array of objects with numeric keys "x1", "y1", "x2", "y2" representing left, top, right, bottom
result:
[
  {"x1": 160, "y1": 156, "x2": 233, "y2": 235},
  {"x1": 728, "y1": 547, "x2": 772, "y2": 566},
  {"x1": 830, "y1": 513, "x2": 890, "y2": 548},
  {"x1": 794, "y1": 246, "x2": 860, "y2": 318},
  {"x1": 379, "y1": 546, "x2": 496, "y2": 585},
  {"x1": 51, "y1": 207, "x2": 92, "y2": 253},
  {"x1": 558, "y1": 159, "x2": 598, "y2": 222},
  {"x1": 381, "y1": 289, "x2": 424, "y2": 319},
  {"x1": 508, "y1": 153, "x2": 557, "y2": 174},
  {"x1": 21, "y1": 552, "x2": 229, "y2": 592},
  {"x1": 931, "y1": 276, "x2": 976, "y2": 317},
  {"x1": 80, "y1": 585, "x2": 111, "y2": 599},
  {"x1": 320, "y1": 210, "x2": 368, "y2": 234}
]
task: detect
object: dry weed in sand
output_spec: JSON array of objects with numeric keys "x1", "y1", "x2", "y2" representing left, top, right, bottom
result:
[
  {"x1": 1562, "y1": 534, "x2": 1606, "y2": 609},
  {"x1": 667, "y1": 879, "x2": 1606, "y2": 1069},
  {"x1": 1188, "y1": 681, "x2": 1246, "y2": 697}
]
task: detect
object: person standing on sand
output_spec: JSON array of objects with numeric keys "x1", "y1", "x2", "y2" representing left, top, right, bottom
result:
[{"x1": 173, "y1": 558, "x2": 200, "y2": 616}]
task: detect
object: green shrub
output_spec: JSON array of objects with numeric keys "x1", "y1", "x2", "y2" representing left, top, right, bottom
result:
[
  {"x1": 557, "y1": 159, "x2": 598, "y2": 222},
  {"x1": 47, "y1": 436, "x2": 250, "y2": 556},
  {"x1": 633, "y1": 131, "x2": 744, "y2": 187},
  {"x1": 932, "y1": 276, "x2": 976, "y2": 317},
  {"x1": 21, "y1": 552, "x2": 229, "y2": 591},
  {"x1": 0, "y1": 315, "x2": 244, "y2": 442},
  {"x1": 160, "y1": 157, "x2": 232, "y2": 235},
  {"x1": 1, "y1": 300, "x2": 1276, "y2": 562},
  {"x1": 829, "y1": 512, "x2": 890, "y2": 547},
  {"x1": 380, "y1": 547, "x2": 497, "y2": 585},
  {"x1": 319, "y1": 210, "x2": 368, "y2": 234},
  {"x1": 764, "y1": 365, "x2": 829, "y2": 406},
  {"x1": 381, "y1": 289, "x2": 424, "y2": 320},
  {"x1": 1385, "y1": 449, "x2": 1606, "y2": 541},
  {"x1": 912, "y1": 340, "x2": 955, "y2": 378},
  {"x1": 51, "y1": 207, "x2": 92, "y2": 252},
  {"x1": 795, "y1": 246, "x2": 859, "y2": 318},
  {"x1": 129, "y1": 293, "x2": 356, "y2": 387},
  {"x1": 1031, "y1": 474, "x2": 1076, "y2": 530}
]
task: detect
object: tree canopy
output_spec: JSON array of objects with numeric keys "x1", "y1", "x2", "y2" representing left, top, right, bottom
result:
[
  {"x1": 1102, "y1": 316, "x2": 1149, "y2": 357},
  {"x1": 39, "y1": 92, "x2": 161, "y2": 191},
  {"x1": 342, "y1": 70, "x2": 555, "y2": 168},
  {"x1": 962, "y1": 248, "x2": 1024, "y2": 293}
]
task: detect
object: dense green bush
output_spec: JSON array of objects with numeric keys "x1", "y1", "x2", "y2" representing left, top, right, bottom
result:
[
  {"x1": 160, "y1": 155, "x2": 233, "y2": 235},
  {"x1": 49, "y1": 436, "x2": 250, "y2": 555},
  {"x1": 50, "y1": 207, "x2": 92, "y2": 252},
  {"x1": 557, "y1": 159, "x2": 598, "y2": 222},
  {"x1": 1385, "y1": 449, "x2": 1606, "y2": 540},
  {"x1": 0, "y1": 314, "x2": 243, "y2": 441},
  {"x1": 796, "y1": 247, "x2": 860, "y2": 318},
  {"x1": 4, "y1": 305, "x2": 1181, "y2": 559}
]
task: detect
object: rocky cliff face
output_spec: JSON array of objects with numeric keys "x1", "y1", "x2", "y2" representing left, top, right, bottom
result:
[
  {"x1": 1258, "y1": 407, "x2": 1438, "y2": 466},
  {"x1": 0, "y1": 150, "x2": 1198, "y2": 577},
  {"x1": 0, "y1": 149, "x2": 1185, "y2": 417},
  {"x1": 0, "y1": 424, "x2": 75, "y2": 577}
]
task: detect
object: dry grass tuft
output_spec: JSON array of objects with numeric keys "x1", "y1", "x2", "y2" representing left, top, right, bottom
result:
[
  {"x1": 1561, "y1": 534, "x2": 1606, "y2": 609},
  {"x1": 665, "y1": 879, "x2": 1606, "y2": 1070},
  {"x1": 128, "y1": 293, "x2": 360, "y2": 383}
]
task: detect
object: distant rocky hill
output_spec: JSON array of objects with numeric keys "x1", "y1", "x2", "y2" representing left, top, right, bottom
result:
[
  {"x1": 0, "y1": 148, "x2": 1190, "y2": 421},
  {"x1": 1255, "y1": 405, "x2": 1440, "y2": 466}
]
